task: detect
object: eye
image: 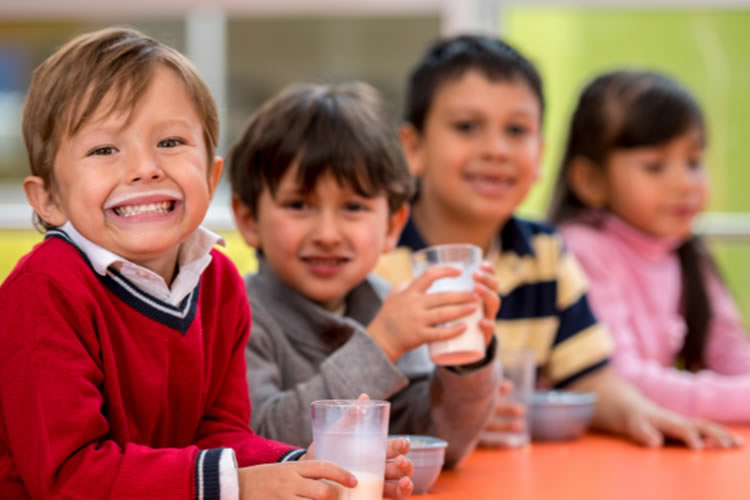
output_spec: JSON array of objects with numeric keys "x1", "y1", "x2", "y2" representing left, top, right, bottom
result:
[
  {"x1": 282, "y1": 199, "x2": 308, "y2": 211},
  {"x1": 643, "y1": 162, "x2": 664, "y2": 174},
  {"x1": 453, "y1": 120, "x2": 479, "y2": 134},
  {"x1": 158, "y1": 137, "x2": 185, "y2": 148},
  {"x1": 687, "y1": 157, "x2": 703, "y2": 170},
  {"x1": 506, "y1": 123, "x2": 529, "y2": 136},
  {"x1": 343, "y1": 201, "x2": 367, "y2": 212},
  {"x1": 87, "y1": 145, "x2": 118, "y2": 156}
]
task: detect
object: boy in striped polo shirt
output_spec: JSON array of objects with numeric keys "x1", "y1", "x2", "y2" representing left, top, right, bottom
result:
[{"x1": 376, "y1": 34, "x2": 736, "y2": 449}]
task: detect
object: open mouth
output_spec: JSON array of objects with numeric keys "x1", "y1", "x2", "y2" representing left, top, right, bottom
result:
[
  {"x1": 302, "y1": 257, "x2": 349, "y2": 266},
  {"x1": 113, "y1": 200, "x2": 176, "y2": 217},
  {"x1": 464, "y1": 173, "x2": 516, "y2": 191}
]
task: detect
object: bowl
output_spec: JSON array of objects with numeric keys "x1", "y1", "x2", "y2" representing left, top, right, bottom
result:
[
  {"x1": 389, "y1": 435, "x2": 447, "y2": 494},
  {"x1": 529, "y1": 390, "x2": 597, "y2": 441}
]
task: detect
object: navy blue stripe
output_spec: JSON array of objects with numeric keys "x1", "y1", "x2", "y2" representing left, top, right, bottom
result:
[
  {"x1": 101, "y1": 268, "x2": 199, "y2": 334},
  {"x1": 199, "y1": 448, "x2": 222, "y2": 500},
  {"x1": 497, "y1": 281, "x2": 557, "y2": 320},
  {"x1": 278, "y1": 449, "x2": 306, "y2": 462},
  {"x1": 46, "y1": 231, "x2": 199, "y2": 334},
  {"x1": 553, "y1": 294, "x2": 598, "y2": 346},
  {"x1": 554, "y1": 359, "x2": 609, "y2": 388}
]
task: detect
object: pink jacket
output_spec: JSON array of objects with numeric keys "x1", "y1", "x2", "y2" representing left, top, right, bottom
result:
[{"x1": 561, "y1": 214, "x2": 750, "y2": 422}]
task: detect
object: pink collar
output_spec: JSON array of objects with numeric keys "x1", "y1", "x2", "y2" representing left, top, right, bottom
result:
[{"x1": 603, "y1": 214, "x2": 683, "y2": 261}]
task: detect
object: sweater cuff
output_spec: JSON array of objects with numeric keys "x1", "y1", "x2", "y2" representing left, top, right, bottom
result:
[
  {"x1": 195, "y1": 448, "x2": 223, "y2": 500},
  {"x1": 279, "y1": 448, "x2": 306, "y2": 462},
  {"x1": 220, "y1": 448, "x2": 239, "y2": 500}
]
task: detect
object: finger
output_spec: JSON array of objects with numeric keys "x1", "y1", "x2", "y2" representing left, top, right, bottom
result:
[
  {"x1": 649, "y1": 415, "x2": 704, "y2": 449},
  {"x1": 411, "y1": 265, "x2": 462, "y2": 292},
  {"x1": 485, "y1": 412, "x2": 526, "y2": 433},
  {"x1": 474, "y1": 283, "x2": 500, "y2": 318},
  {"x1": 424, "y1": 303, "x2": 477, "y2": 326},
  {"x1": 478, "y1": 319, "x2": 495, "y2": 345},
  {"x1": 626, "y1": 416, "x2": 665, "y2": 448},
  {"x1": 296, "y1": 477, "x2": 346, "y2": 500},
  {"x1": 299, "y1": 460, "x2": 358, "y2": 487},
  {"x1": 384, "y1": 454, "x2": 414, "y2": 480},
  {"x1": 693, "y1": 420, "x2": 742, "y2": 449},
  {"x1": 422, "y1": 323, "x2": 467, "y2": 342},
  {"x1": 422, "y1": 290, "x2": 476, "y2": 309},
  {"x1": 383, "y1": 476, "x2": 414, "y2": 499},
  {"x1": 473, "y1": 267, "x2": 499, "y2": 293},
  {"x1": 499, "y1": 379, "x2": 514, "y2": 396},
  {"x1": 386, "y1": 437, "x2": 410, "y2": 459}
]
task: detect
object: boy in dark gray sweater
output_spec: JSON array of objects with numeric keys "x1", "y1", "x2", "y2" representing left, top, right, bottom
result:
[{"x1": 228, "y1": 82, "x2": 501, "y2": 468}]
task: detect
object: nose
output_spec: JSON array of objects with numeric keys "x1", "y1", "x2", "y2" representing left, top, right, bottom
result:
[
  {"x1": 480, "y1": 130, "x2": 510, "y2": 161},
  {"x1": 312, "y1": 208, "x2": 342, "y2": 248},
  {"x1": 126, "y1": 147, "x2": 164, "y2": 183}
]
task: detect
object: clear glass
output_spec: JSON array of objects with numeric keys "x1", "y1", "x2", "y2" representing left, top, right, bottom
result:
[
  {"x1": 481, "y1": 349, "x2": 536, "y2": 448},
  {"x1": 311, "y1": 399, "x2": 390, "y2": 500},
  {"x1": 411, "y1": 243, "x2": 485, "y2": 365}
]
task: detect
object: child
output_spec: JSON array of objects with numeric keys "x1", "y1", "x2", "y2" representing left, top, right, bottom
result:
[
  {"x1": 229, "y1": 81, "x2": 501, "y2": 468},
  {"x1": 549, "y1": 69, "x2": 750, "y2": 423},
  {"x1": 0, "y1": 27, "x2": 412, "y2": 499},
  {"x1": 376, "y1": 34, "x2": 740, "y2": 448}
]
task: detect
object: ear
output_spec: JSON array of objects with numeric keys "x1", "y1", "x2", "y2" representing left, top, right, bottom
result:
[
  {"x1": 208, "y1": 156, "x2": 224, "y2": 198},
  {"x1": 382, "y1": 203, "x2": 410, "y2": 254},
  {"x1": 532, "y1": 135, "x2": 546, "y2": 183},
  {"x1": 231, "y1": 194, "x2": 262, "y2": 249},
  {"x1": 566, "y1": 156, "x2": 607, "y2": 208},
  {"x1": 23, "y1": 176, "x2": 67, "y2": 227},
  {"x1": 398, "y1": 123, "x2": 426, "y2": 177}
]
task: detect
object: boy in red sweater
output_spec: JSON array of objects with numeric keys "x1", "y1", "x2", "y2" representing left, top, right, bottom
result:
[{"x1": 0, "y1": 27, "x2": 412, "y2": 499}]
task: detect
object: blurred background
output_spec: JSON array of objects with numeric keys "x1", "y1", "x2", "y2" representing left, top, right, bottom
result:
[{"x1": 1, "y1": 0, "x2": 749, "y2": 321}]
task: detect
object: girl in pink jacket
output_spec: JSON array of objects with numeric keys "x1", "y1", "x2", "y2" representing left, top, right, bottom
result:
[{"x1": 548, "y1": 69, "x2": 750, "y2": 423}]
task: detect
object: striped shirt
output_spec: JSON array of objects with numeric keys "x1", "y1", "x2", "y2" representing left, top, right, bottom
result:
[{"x1": 375, "y1": 216, "x2": 613, "y2": 387}]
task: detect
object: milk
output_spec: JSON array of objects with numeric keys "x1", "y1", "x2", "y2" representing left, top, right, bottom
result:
[
  {"x1": 427, "y1": 268, "x2": 485, "y2": 365},
  {"x1": 328, "y1": 471, "x2": 384, "y2": 500}
]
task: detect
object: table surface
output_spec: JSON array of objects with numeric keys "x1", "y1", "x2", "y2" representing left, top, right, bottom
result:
[{"x1": 416, "y1": 427, "x2": 750, "y2": 500}]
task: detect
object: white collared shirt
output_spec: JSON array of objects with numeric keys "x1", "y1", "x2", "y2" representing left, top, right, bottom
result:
[{"x1": 61, "y1": 222, "x2": 225, "y2": 306}]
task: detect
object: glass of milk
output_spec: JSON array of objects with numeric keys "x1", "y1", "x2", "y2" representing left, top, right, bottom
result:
[
  {"x1": 311, "y1": 399, "x2": 390, "y2": 500},
  {"x1": 411, "y1": 243, "x2": 485, "y2": 365}
]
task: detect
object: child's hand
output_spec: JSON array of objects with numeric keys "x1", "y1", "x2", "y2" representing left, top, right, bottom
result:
[
  {"x1": 384, "y1": 437, "x2": 414, "y2": 499},
  {"x1": 478, "y1": 379, "x2": 527, "y2": 447},
  {"x1": 368, "y1": 264, "x2": 493, "y2": 361},
  {"x1": 621, "y1": 402, "x2": 743, "y2": 450},
  {"x1": 473, "y1": 261, "x2": 501, "y2": 345},
  {"x1": 237, "y1": 461, "x2": 356, "y2": 499}
]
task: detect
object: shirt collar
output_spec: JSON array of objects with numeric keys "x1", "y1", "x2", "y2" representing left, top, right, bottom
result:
[
  {"x1": 60, "y1": 221, "x2": 225, "y2": 304},
  {"x1": 397, "y1": 214, "x2": 535, "y2": 257},
  {"x1": 603, "y1": 214, "x2": 681, "y2": 261}
]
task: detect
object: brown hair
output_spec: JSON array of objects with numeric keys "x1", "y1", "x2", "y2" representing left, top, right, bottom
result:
[
  {"x1": 228, "y1": 81, "x2": 412, "y2": 216},
  {"x1": 22, "y1": 26, "x2": 219, "y2": 230},
  {"x1": 548, "y1": 70, "x2": 712, "y2": 372}
]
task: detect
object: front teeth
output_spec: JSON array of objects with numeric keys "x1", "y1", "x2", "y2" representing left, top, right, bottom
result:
[{"x1": 114, "y1": 201, "x2": 173, "y2": 217}]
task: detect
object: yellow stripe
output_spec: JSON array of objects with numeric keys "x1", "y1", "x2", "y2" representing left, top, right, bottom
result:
[
  {"x1": 546, "y1": 324, "x2": 614, "y2": 384},
  {"x1": 491, "y1": 233, "x2": 561, "y2": 296},
  {"x1": 556, "y1": 253, "x2": 588, "y2": 310},
  {"x1": 374, "y1": 249, "x2": 414, "y2": 286},
  {"x1": 495, "y1": 317, "x2": 558, "y2": 365}
]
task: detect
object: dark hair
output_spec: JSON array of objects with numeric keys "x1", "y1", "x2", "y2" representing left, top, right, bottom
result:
[
  {"x1": 404, "y1": 34, "x2": 545, "y2": 132},
  {"x1": 548, "y1": 69, "x2": 711, "y2": 372},
  {"x1": 229, "y1": 81, "x2": 412, "y2": 216}
]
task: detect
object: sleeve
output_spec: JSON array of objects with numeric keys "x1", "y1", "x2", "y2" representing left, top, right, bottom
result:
[
  {"x1": 566, "y1": 230, "x2": 750, "y2": 423},
  {"x1": 390, "y1": 338, "x2": 500, "y2": 468},
  {"x1": 545, "y1": 235, "x2": 612, "y2": 387},
  {"x1": 192, "y1": 286, "x2": 296, "y2": 467},
  {"x1": 0, "y1": 273, "x2": 199, "y2": 499},
  {"x1": 246, "y1": 301, "x2": 410, "y2": 447}
]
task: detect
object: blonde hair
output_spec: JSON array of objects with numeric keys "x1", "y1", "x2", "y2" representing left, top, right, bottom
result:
[{"x1": 22, "y1": 27, "x2": 219, "y2": 230}]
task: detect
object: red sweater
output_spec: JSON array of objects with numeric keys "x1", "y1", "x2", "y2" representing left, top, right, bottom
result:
[{"x1": 0, "y1": 231, "x2": 295, "y2": 499}]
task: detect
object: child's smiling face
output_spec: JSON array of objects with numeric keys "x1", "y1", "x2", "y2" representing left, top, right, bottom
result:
[
  {"x1": 233, "y1": 167, "x2": 407, "y2": 312},
  {"x1": 26, "y1": 66, "x2": 222, "y2": 281},
  {"x1": 403, "y1": 70, "x2": 543, "y2": 226}
]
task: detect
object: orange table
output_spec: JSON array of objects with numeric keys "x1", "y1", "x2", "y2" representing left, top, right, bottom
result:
[{"x1": 418, "y1": 427, "x2": 750, "y2": 500}]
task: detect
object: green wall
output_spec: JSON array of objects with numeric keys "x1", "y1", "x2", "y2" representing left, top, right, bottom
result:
[{"x1": 506, "y1": 8, "x2": 750, "y2": 322}]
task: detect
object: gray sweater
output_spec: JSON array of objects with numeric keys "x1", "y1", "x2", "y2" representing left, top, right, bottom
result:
[{"x1": 244, "y1": 259, "x2": 499, "y2": 467}]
